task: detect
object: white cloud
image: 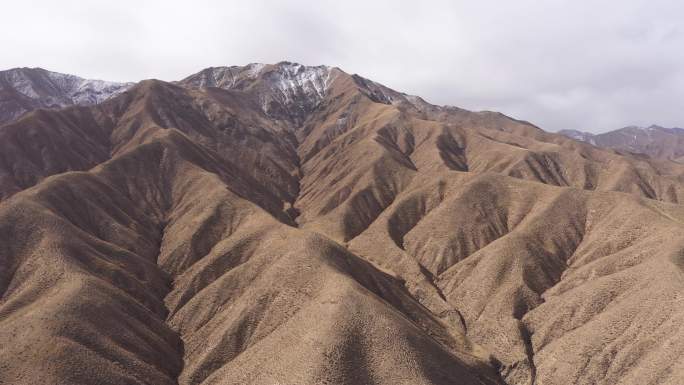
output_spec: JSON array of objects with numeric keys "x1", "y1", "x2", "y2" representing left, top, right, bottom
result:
[{"x1": 1, "y1": 0, "x2": 682, "y2": 132}]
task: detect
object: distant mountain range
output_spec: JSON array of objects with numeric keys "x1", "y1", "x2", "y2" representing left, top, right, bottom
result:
[{"x1": 560, "y1": 125, "x2": 684, "y2": 162}]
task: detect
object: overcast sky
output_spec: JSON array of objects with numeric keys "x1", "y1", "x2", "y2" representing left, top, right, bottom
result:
[{"x1": 1, "y1": 0, "x2": 682, "y2": 133}]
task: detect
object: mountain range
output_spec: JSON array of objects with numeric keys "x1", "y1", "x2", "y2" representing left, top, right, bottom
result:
[{"x1": 0, "y1": 62, "x2": 682, "y2": 385}]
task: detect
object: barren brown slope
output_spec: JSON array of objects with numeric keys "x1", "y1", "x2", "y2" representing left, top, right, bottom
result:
[
  {"x1": 181, "y1": 63, "x2": 684, "y2": 384},
  {"x1": 0, "y1": 62, "x2": 683, "y2": 385},
  {"x1": 0, "y1": 127, "x2": 503, "y2": 385},
  {"x1": 349, "y1": 170, "x2": 684, "y2": 385},
  {"x1": 0, "y1": 79, "x2": 301, "y2": 217}
]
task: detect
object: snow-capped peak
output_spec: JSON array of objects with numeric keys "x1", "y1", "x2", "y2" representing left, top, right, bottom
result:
[
  {"x1": 263, "y1": 62, "x2": 337, "y2": 103},
  {"x1": 182, "y1": 63, "x2": 340, "y2": 124}
]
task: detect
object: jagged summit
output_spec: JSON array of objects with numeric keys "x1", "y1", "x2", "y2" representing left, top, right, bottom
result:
[
  {"x1": 180, "y1": 62, "x2": 343, "y2": 125},
  {"x1": 181, "y1": 62, "x2": 437, "y2": 126},
  {"x1": 180, "y1": 62, "x2": 338, "y2": 95}
]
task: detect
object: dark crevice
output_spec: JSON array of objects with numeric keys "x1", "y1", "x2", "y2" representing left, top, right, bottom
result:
[
  {"x1": 437, "y1": 130, "x2": 468, "y2": 171},
  {"x1": 517, "y1": 321, "x2": 537, "y2": 385},
  {"x1": 153, "y1": 226, "x2": 186, "y2": 385},
  {"x1": 289, "y1": 131, "x2": 305, "y2": 226}
]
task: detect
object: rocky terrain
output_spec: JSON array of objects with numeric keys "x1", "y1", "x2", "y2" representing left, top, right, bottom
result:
[{"x1": 0, "y1": 62, "x2": 682, "y2": 385}]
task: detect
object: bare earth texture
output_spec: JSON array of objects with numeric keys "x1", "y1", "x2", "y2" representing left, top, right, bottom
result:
[{"x1": 0, "y1": 62, "x2": 682, "y2": 385}]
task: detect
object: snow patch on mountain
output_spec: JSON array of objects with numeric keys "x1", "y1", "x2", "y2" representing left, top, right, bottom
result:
[
  {"x1": 247, "y1": 63, "x2": 266, "y2": 78},
  {"x1": 0, "y1": 68, "x2": 133, "y2": 125},
  {"x1": 182, "y1": 63, "x2": 341, "y2": 124},
  {"x1": 559, "y1": 129, "x2": 593, "y2": 141},
  {"x1": 263, "y1": 62, "x2": 337, "y2": 106},
  {"x1": 2, "y1": 68, "x2": 132, "y2": 106}
]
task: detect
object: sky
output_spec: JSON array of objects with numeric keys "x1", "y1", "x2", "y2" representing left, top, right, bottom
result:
[{"x1": 1, "y1": 0, "x2": 683, "y2": 133}]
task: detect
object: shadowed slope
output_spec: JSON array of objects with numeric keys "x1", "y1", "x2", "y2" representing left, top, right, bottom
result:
[{"x1": 0, "y1": 107, "x2": 113, "y2": 199}]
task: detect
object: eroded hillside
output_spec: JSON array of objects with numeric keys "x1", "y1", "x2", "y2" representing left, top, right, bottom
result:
[{"x1": 0, "y1": 62, "x2": 682, "y2": 385}]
